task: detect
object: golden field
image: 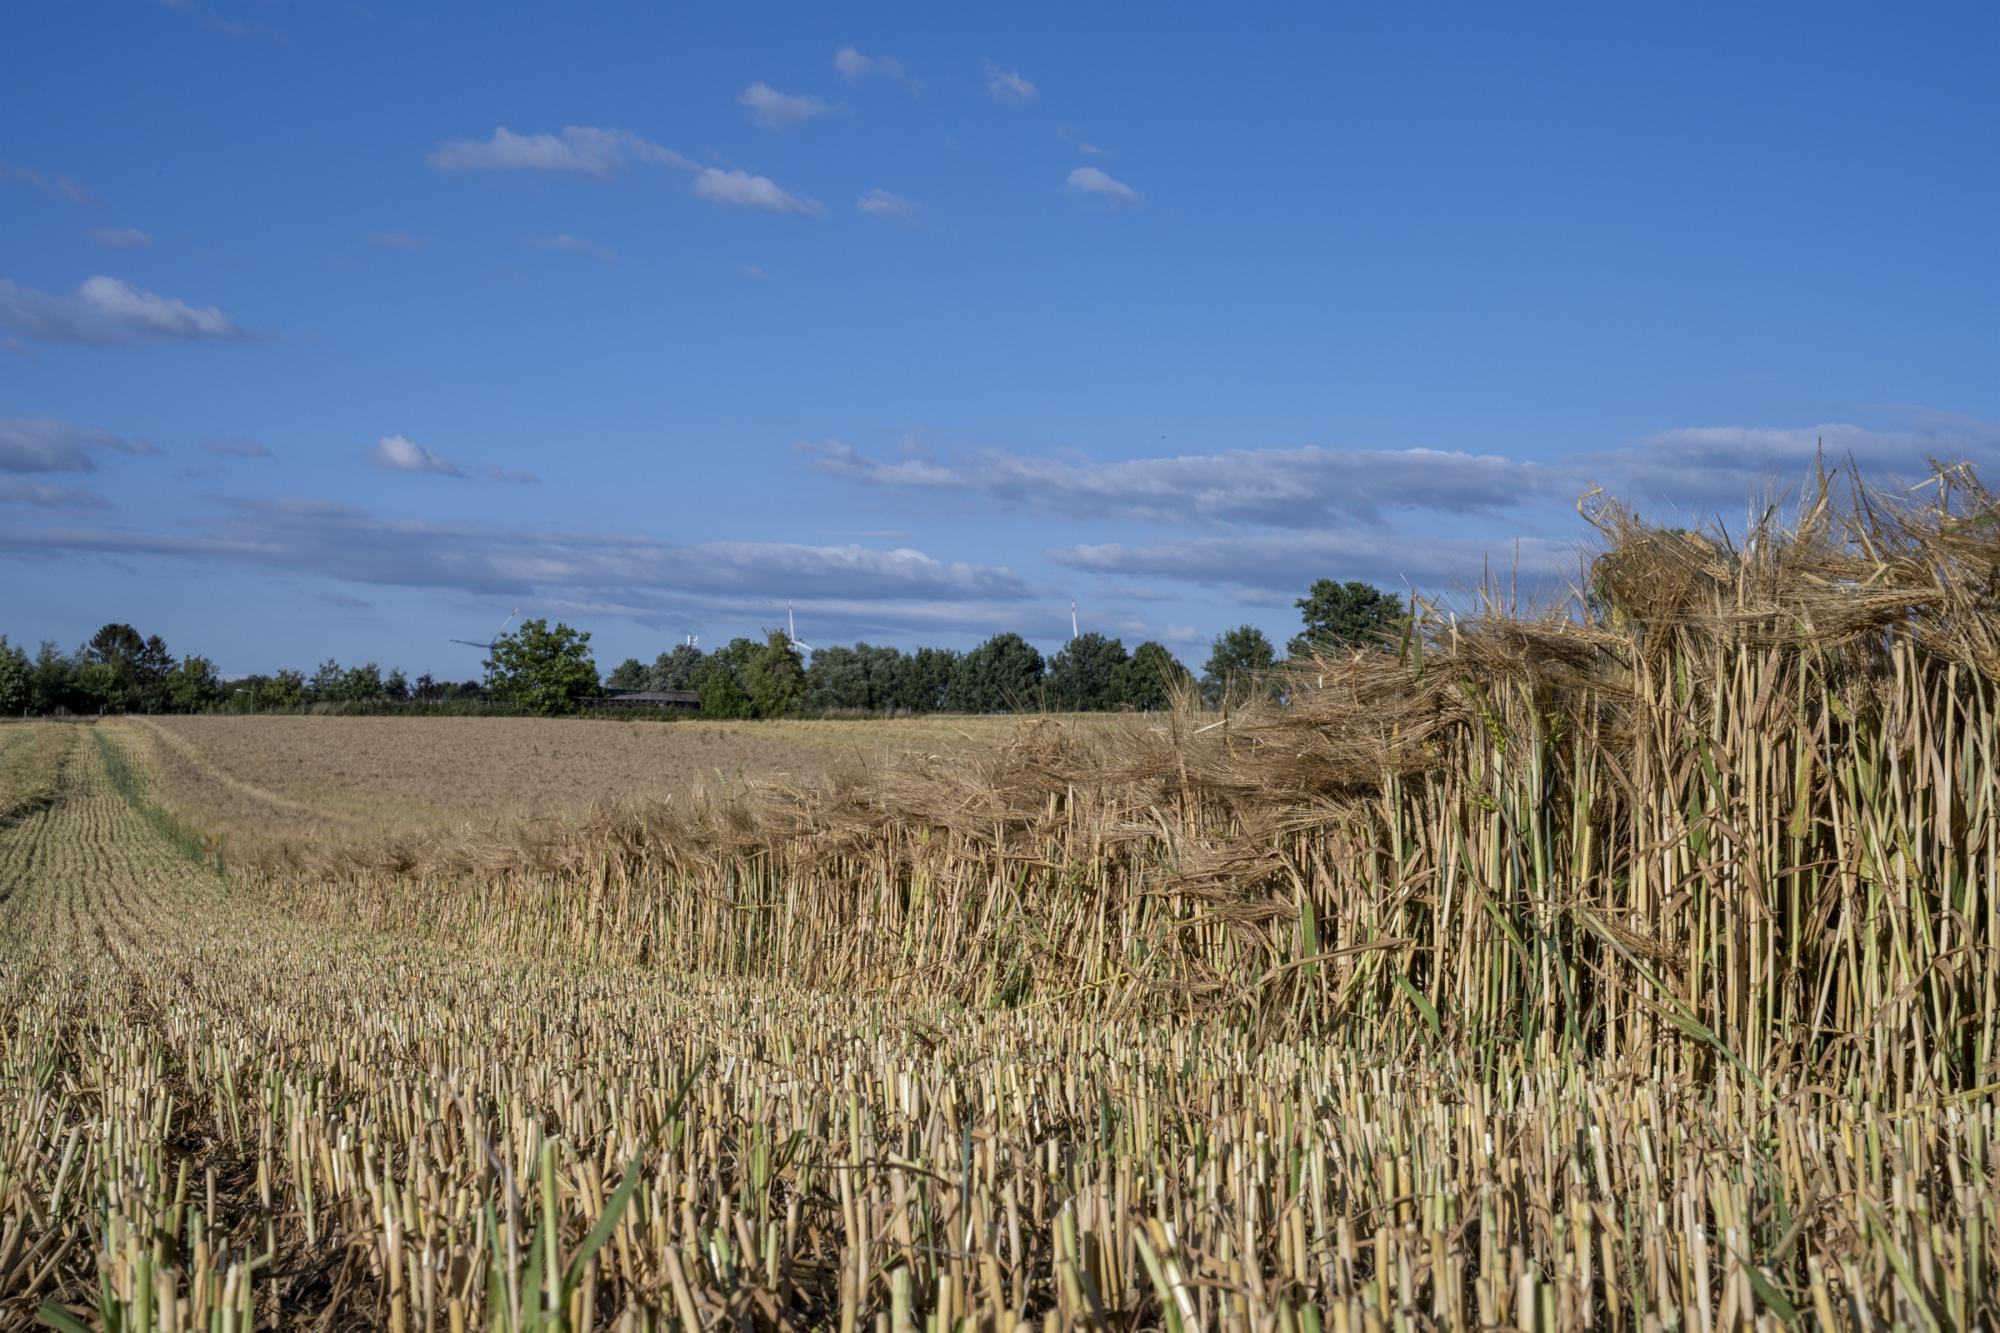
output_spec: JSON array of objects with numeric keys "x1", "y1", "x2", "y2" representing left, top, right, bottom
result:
[
  {"x1": 124, "y1": 713, "x2": 1090, "y2": 864},
  {"x1": 1, "y1": 471, "x2": 1996, "y2": 1331}
]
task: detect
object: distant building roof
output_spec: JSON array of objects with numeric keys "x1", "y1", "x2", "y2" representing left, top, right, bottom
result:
[{"x1": 586, "y1": 689, "x2": 701, "y2": 708}]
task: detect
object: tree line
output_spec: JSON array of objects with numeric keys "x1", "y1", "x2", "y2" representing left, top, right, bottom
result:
[{"x1": 0, "y1": 579, "x2": 1404, "y2": 718}]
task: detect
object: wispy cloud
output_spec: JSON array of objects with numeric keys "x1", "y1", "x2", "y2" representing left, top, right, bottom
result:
[
  {"x1": 739, "y1": 82, "x2": 831, "y2": 129},
  {"x1": 428, "y1": 126, "x2": 691, "y2": 176},
  {"x1": 0, "y1": 275, "x2": 246, "y2": 345},
  {"x1": 1066, "y1": 166, "x2": 1141, "y2": 206},
  {"x1": 0, "y1": 417, "x2": 156, "y2": 473},
  {"x1": 2, "y1": 163, "x2": 96, "y2": 205},
  {"x1": 368, "y1": 434, "x2": 464, "y2": 477},
  {"x1": 88, "y1": 227, "x2": 151, "y2": 249},
  {"x1": 534, "y1": 233, "x2": 614, "y2": 261},
  {"x1": 856, "y1": 188, "x2": 915, "y2": 222},
  {"x1": 368, "y1": 230, "x2": 422, "y2": 249},
  {"x1": 205, "y1": 436, "x2": 270, "y2": 458},
  {"x1": 485, "y1": 465, "x2": 540, "y2": 484},
  {"x1": 0, "y1": 498, "x2": 1033, "y2": 636},
  {"x1": 834, "y1": 46, "x2": 904, "y2": 81},
  {"x1": 985, "y1": 63, "x2": 1037, "y2": 103},
  {"x1": 0, "y1": 477, "x2": 111, "y2": 509},
  {"x1": 807, "y1": 441, "x2": 1563, "y2": 527},
  {"x1": 1580, "y1": 415, "x2": 2000, "y2": 512},
  {"x1": 692, "y1": 168, "x2": 820, "y2": 216},
  {"x1": 1049, "y1": 530, "x2": 1574, "y2": 594}
]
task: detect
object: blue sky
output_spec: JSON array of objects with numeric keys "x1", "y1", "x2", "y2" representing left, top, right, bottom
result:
[{"x1": 3, "y1": 2, "x2": 1995, "y2": 677}]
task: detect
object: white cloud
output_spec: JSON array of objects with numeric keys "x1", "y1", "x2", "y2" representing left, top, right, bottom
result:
[
  {"x1": 368, "y1": 434, "x2": 464, "y2": 477},
  {"x1": 856, "y1": 188, "x2": 915, "y2": 222},
  {"x1": 0, "y1": 275, "x2": 245, "y2": 345},
  {"x1": 428, "y1": 126, "x2": 691, "y2": 176},
  {"x1": 0, "y1": 417, "x2": 156, "y2": 473},
  {"x1": 691, "y1": 168, "x2": 820, "y2": 216},
  {"x1": 1066, "y1": 166, "x2": 1141, "y2": 205},
  {"x1": 368, "y1": 230, "x2": 422, "y2": 249},
  {"x1": 807, "y1": 441, "x2": 1562, "y2": 527},
  {"x1": 834, "y1": 46, "x2": 904, "y2": 81},
  {"x1": 0, "y1": 477, "x2": 111, "y2": 509},
  {"x1": 534, "y1": 233, "x2": 614, "y2": 261},
  {"x1": 986, "y1": 63, "x2": 1037, "y2": 103},
  {"x1": 739, "y1": 82, "x2": 831, "y2": 129},
  {"x1": 88, "y1": 227, "x2": 151, "y2": 249}
]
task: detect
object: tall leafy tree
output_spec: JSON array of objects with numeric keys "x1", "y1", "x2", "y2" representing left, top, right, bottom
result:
[
  {"x1": 166, "y1": 656, "x2": 224, "y2": 712},
  {"x1": 947, "y1": 633, "x2": 1044, "y2": 712},
  {"x1": 80, "y1": 623, "x2": 169, "y2": 712},
  {"x1": 484, "y1": 618, "x2": 600, "y2": 715},
  {"x1": 0, "y1": 637, "x2": 29, "y2": 715},
  {"x1": 741, "y1": 631, "x2": 808, "y2": 718},
  {"x1": 648, "y1": 643, "x2": 705, "y2": 691},
  {"x1": 1046, "y1": 632, "x2": 1128, "y2": 711},
  {"x1": 340, "y1": 663, "x2": 386, "y2": 702},
  {"x1": 891, "y1": 647, "x2": 958, "y2": 713},
  {"x1": 1201, "y1": 625, "x2": 1277, "y2": 707},
  {"x1": 29, "y1": 642, "x2": 79, "y2": 714},
  {"x1": 310, "y1": 659, "x2": 345, "y2": 699},
  {"x1": 605, "y1": 657, "x2": 649, "y2": 690},
  {"x1": 1289, "y1": 580, "x2": 1404, "y2": 657},
  {"x1": 1115, "y1": 641, "x2": 1192, "y2": 711},
  {"x1": 804, "y1": 645, "x2": 868, "y2": 712},
  {"x1": 691, "y1": 659, "x2": 755, "y2": 719}
]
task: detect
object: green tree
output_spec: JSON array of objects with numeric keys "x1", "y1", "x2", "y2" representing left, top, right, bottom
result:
[
  {"x1": 341, "y1": 662, "x2": 386, "y2": 702},
  {"x1": 485, "y1": 618, "x2": 600, "y2": 715},
  {"x1": 310, "y1": 659, "x2": 344, "y2": 699},
  {"x1": 606, "y1": 657, "x2": 650, "y2": 690},
  {"x1": 890, "y1": 647, "x2": 958, "y2": 713},
  {"x1": 385, "y1": 668, "x2": 410, "y2": 702},
  {"x1": 261, "y1": 669, "x2": 308, "y2": 710},
  {"x1": 1289, "y1": 580, "x2": 1404, "y2": 658},
  {"x1": 82, "y1": 623, "x2": 170, "y2": 712},
  {"x1": 29, "y1": 642, "x2": 79, "y2": 714},
  {"x1": 946, "y1": 633, "x2": 1044, "y2": 713},
  {"x1": 648, "y1": 644, "x2": 705, "y2": 691},
  {"x1": 804, "y1": 645, "x2": 867, "y2": 712},
  {"x1": 1046, "y1": 632, "x2": 1128, "y2": 711},
  {"x1": 692, "y1": 659, "x2": 755, "y2": 719},
  {"x1": 1201, "y1": 625, "x2": 1276, "y2": 707},
  {"x1": 741, "y1": 631, "x2": 807, "y2": 718},
  {"x1": 0, "y1": 637, "x2": 29, "y2": 715},
  {"x1": 1114, "y1": 641, "x2": 1192, "y2": 712},
  {"x1": 166, "y1": 656, "x2": 224, "y2": 712}
]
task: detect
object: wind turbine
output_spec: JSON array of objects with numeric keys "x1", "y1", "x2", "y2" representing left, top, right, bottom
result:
[
  {"x1": 450, "y1": 607, "x2": 519, "y2": 653},
  {"x1": 1070, "y1": 599, "x2": 1079, "y2": 642},
  {"x1": 786, "y1": 600, "x2": 813, "y2": 657}
]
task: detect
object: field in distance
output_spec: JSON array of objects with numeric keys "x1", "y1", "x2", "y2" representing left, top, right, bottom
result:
[{"x1": 122, "y1": 711, "x2": 1118, "y2": 856}]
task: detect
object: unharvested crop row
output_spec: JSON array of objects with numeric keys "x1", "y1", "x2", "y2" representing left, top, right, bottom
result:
[{"x1": 282, "y1": 476, "x2": 2000, "y2": 1100}]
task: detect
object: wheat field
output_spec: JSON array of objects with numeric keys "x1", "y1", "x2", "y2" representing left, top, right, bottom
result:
[{"x1": 2, "y1": 471, "x2": 1996, "y2": 1330}]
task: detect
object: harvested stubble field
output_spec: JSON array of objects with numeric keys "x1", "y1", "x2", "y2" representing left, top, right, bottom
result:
[
  {"x1": 127, "y1": 714, "x2": 1068, "y2": 865},
  {"x1": 2, "y1": 471, "x2": 1998, "y2": 1332}
]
